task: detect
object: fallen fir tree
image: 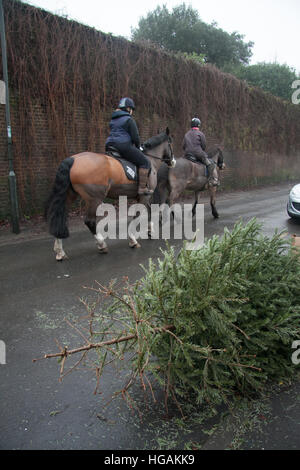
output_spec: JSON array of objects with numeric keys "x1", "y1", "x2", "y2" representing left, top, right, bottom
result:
[{"x1": 35, "y1": 219, "x2": 300, "y2": 413}]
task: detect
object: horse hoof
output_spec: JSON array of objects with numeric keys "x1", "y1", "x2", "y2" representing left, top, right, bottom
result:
[
  {"x1": 129, "y1": 242, "x2": 141, "y2": 249},
  {"x1": 98, "y1": 247, "x2": 108, "y2": 254},
  {"x1": 56, "y1": 254, "x2": 68, "y2": 261}
]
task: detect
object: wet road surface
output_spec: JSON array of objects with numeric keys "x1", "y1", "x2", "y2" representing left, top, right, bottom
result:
[{"x1": 0, "y1": 182, "x2": 300, "y2": 450}]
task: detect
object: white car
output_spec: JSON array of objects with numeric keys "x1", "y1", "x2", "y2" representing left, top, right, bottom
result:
[{"x1": 287, "y1": 184, "x2": 300, "y2": 219}]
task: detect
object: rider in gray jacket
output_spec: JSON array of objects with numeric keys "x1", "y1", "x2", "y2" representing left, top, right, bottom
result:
[{"x1": 182, "y1": 118, "x2": 216, "y2": 186}]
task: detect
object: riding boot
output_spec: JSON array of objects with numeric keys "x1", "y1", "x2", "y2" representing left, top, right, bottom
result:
[
  {"x1": 206, "y1": 161, "x2": 219, "y2": 187},
  {"x1": 138, "y1": 168, "x2": 154, "y2": 195}
]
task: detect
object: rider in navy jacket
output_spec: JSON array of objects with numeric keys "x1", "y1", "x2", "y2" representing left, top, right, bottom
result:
[
  {"x1": 105, "y1": 97, "x2": 153, "y2": 195},
  {"x1": 106, "y1": 109, "x2": 141, "y2": 149}
]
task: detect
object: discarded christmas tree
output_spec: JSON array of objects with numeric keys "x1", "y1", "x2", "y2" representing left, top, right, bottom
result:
[{"x1": 38, "y1": 219, "x2": 300, "y2": 410}]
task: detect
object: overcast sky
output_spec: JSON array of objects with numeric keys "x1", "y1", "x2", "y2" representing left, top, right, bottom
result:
[{"x1": 23, "y1": 0, "x2": 300, "y2": 73}]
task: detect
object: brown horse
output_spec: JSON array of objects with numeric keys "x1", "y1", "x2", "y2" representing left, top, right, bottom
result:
[
  {"x1": 153, "y1": 146, "x2": 225, "y2": 218},
  {"x1": 45, "y1": 128, "x2": 175, "y2": 260}
]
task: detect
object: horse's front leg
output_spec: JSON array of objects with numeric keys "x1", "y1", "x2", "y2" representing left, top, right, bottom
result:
[
  {"x1": 128, "y1": 213, "x2": 142, "y2": 249},
  {"x1": 128, "y1": 235, "x2": 141, "y2": 248},
  {"x1": 209, "y1": 186, "x2": 219, "y2": 219},
  {"x1": 168, "y1": 188, "x2": 184, "y2": 223},
  {"x1": 152, "y1": 184, "x2": 170, "y2": 228},
  {"x1": 148, "y1": 219, "x2": 155, "y2": 239},
  {"x1": 192, "y1": 191, "x2": 201, "y2": 217},
  {"x1": 128, "y1": 197, "x2": 153, "y2": 248},
  {"x1": 54, "y1": 238, "x2": 68, "y2": 261},
  {"x1": 147, "y1": 201, "x2": 156, "y2": 239},
  {"x1": 128, "y1": 209, "x2": 142, "y2": 248}
]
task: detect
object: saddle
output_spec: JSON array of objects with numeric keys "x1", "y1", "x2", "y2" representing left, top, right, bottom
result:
[
  {"x1": 185, "y1": 153, "x2": 220, "y2": 187},
  {"x1": 105, "y1": 145, "x2": 138, "y2": 181},
  {"x1": 184, "y1": 153, "x2": 210, "y2": 176}
]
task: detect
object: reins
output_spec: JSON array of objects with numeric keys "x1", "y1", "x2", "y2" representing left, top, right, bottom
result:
[
  {"x1": 143, "y1": 151, "x2": 163, "y2": 160},
  {"x1": 142, "y1": 140, "x2": 174, "y2": 164}
]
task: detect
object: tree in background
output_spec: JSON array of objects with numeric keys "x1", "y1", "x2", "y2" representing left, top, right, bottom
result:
[
  {"x1": 131, "y1": 4, "x2": 253, "y2": 68},
  {"x1": 223, "y1": 62, "x2": 299, "y2": 101}
]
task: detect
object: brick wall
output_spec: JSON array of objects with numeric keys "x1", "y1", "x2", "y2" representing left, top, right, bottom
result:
[{"x1": 0, "y1": 0, "x2": 300, "y2": 220}]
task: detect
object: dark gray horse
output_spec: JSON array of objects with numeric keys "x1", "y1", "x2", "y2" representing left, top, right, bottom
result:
[{"x1": 153, "y1": 146, "x2": 225, "y2": 218}]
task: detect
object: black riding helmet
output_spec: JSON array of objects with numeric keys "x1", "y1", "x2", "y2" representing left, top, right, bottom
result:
[
  {"x1": 118, "y1": 97, "x2": 135, "y2": 110},
  {"x1": 191, "y1": 117, "x2": 201, "y2": 128}
]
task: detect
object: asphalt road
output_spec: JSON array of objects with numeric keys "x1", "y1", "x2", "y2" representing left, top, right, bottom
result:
[{"x1": 0, "y1": 182, "x2": 300, "y2": 450}]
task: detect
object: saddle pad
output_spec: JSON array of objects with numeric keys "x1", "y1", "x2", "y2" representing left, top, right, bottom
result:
[
  {"x1": 185, "y1": 154, "x2": 209, "y2": 176},
  {"x1": 106, "y1": 150, "x2": 138, "y2": 181}
]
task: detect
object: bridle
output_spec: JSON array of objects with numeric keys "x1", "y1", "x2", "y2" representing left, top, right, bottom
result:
[{"x1": 142, "y1": 138, "x2": 175, "y2": 167}]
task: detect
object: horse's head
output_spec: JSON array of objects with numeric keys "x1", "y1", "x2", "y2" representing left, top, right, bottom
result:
[
  {"x1": 216, "y1": 147, "x2": 225, "y2": 170},
  {"x1": 143, "y1": 127, "x2": 176, "y2": 168},
  {"x1": 207, "y1": 146, "x2": 225, "y2": 170},
  {"x1": 163, "y1": 128, "x2": 176, "y2": 168}
]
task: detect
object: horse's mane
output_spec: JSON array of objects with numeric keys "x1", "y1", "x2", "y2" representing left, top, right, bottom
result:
[
  {"x1": 143, "y1": 132, "x2": 169, "y2": 150},
  {"x1": 207, "y1": 146, "x2": 223, "y2": 158}
]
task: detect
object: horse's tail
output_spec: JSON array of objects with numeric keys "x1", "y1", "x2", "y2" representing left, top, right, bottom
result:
[{"x1": 45, "y1": 157, "x2": 75, "y2": 239}]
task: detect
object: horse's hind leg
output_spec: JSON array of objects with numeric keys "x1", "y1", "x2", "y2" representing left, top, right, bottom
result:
[
  {"x1": 95, "y1": 225, "x2": 109, "y2": 253},
  {"x1": 54, "y1": 238, "x2": 68, "y2": 261},
  {"x1": 84, "y1": 200, "x2": 108, "y2": 253},
  {"x1": 53, "y1": 189, "x2": 77, "y2": 261},
  {"x1": 209, "y1": 186, "x2": 219, "y2": 218}
]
